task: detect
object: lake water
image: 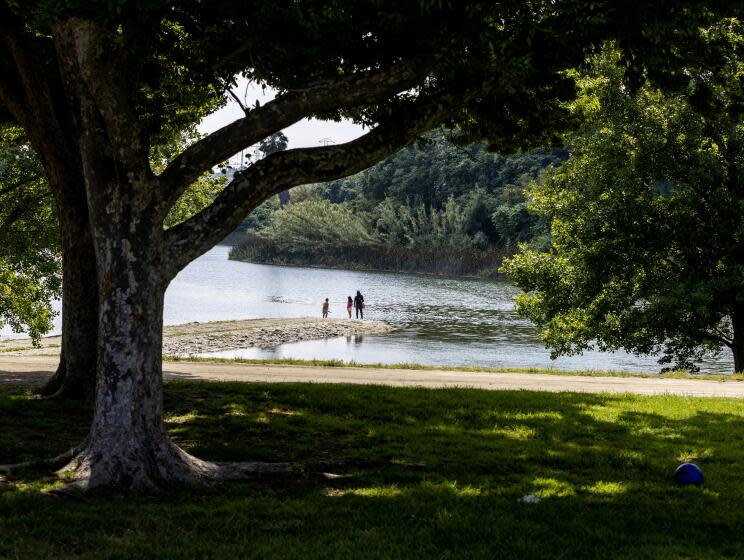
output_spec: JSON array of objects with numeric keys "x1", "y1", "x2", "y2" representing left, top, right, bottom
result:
[{"x1": 3, "y1": 245, "x2": 734, "y2": 373}]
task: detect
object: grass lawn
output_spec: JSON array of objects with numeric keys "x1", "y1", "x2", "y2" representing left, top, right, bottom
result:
[{"x1": 1, "y1": 382, "x2": 744, "y2": 559}]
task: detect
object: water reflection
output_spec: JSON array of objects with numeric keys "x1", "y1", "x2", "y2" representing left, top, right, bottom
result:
[{"x1": 346, "y1": 334, "x2": 364, "y2": 345}]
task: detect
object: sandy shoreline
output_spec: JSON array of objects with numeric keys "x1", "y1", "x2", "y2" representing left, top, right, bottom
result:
[{"x1": 0, "y1": 318, "x2": 395, "y2": 357}]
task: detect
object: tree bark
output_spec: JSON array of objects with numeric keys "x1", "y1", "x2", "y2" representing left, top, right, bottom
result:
[
  {"x1": 47, "y1": 173, "x2": 290, "y2": 488},
  {"x1": 39, "y1": 204, "x2": 98, "y2": 399},
  {"x1": 732, "y1": 307, "x2": 744, "y2": 374},
  {"x1": 0, "y1": 11, "x2": 100, "y2": 400},
  {"x1": 55, "y1": 180, "x2": 212, "y2": 488}
]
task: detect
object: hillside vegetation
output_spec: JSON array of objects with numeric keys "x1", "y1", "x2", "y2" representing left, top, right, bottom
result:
[{"x1": 230, "y1": 135, "x2": 566, "y2": 277}]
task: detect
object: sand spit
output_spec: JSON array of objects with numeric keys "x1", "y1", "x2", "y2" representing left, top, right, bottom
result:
[
  {"x1": 163, "y1": 318, "x2": 394, "y2": 355},
  {"x1": 0, "y1": 318, "x2": 395, "y2": 357}
]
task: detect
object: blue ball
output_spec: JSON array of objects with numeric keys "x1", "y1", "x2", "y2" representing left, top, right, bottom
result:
[{"x1": 674, "y1": 463, "x2": 704, "y2": 486}]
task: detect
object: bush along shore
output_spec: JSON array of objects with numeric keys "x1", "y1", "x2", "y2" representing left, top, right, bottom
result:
[{"x1": 230, "y1": 231, "x2": 507, "y2": 278}]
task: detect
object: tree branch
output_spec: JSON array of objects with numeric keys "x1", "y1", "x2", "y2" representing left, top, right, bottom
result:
[
  {"x1": 157, "y1": 63, "x2": 427, "y2": 213},
  {"x1": 225, "y1": 84, "x2": 249, "y2": 115},
  {"x1": 51, "y1": 18, "x2": 151, "y2": 176},
  {"x1": 0, "y1": 4, "x2": 40, "y2": 128},
  {"x1": 709, "y1": 324, "x2": 734, "y2": 347},
  {"x1": 0, "y1": 7, "x2": 85, "y2": 188},
  {"x1": 162, "y1": 100, "x2": 449, "y2": 277}
]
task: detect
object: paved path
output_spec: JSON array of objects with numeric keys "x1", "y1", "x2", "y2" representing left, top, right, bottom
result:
[{"x1": 1, "y1": 355, "x2": 743, "y2": 398}]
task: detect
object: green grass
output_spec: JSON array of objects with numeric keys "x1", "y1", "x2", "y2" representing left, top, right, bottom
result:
[
  {"x1": 0, "y1": 343, "x2": 60, "y2": 353},
  {"x1": 0, "y1": 345, "x2": 36, "y2": 353},
  {"x1": 2, "y1": 382, "x2": 744, "y2": 559},
  {"x1": 163, "y1": 354, "x2": 744, "y2": 381}
]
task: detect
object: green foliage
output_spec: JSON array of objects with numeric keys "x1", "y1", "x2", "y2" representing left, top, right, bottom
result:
[
  {"x1": 8, "y1": 0, "x2": 657, "y2": 155},
  {"x1": 260, "y1": 199, "x2": 375, "y2": 251},
  {"x1": 233, "y1": 134, "x2": 565, "y2": 274},
  {"x1": 232, "y1": 195, "x2": 509, "y2": 276},
  {"x1": 237, "y1": 197, "x2": 280, "y2": 232},
  {"x1": 373, "y1": 196, "x2": 471, "y2": 249},
  {"x1": 4, "y1": 381, "x2": 744, "y2": 558},
  {"x1": 163, "y1": 175, "x2": 225, "y2": 229},
  {"x1": 0, "y1": 127, "x2": 60, "y2": 342},
  {"x1": 321, "y1": 134, "x2": 567, "y2": 210},
  {"x1": 258, "y1": 132, "x2": 288, "y2": 157},
  {"x1": 503, "y1": 30, "x2": 744, "y2": 372}
]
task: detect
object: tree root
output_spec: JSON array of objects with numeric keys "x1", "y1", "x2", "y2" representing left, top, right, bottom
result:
[
  {"x1": 2, "y1": 443, "x2": 424, "y2": 492},
  {"x1": 0, "y1": 440, "x2": 88, "y2": 475},
  {"x1": 213, "y1": 461, "x2": 295, "y2": 480},
  {"x1": 50, "y1": 438, "x2": 297, "y2": 492}
]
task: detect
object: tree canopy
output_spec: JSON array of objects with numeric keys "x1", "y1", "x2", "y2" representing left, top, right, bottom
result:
[{"x1": 503, "y1": 25, "x2": 744, "y2": 373}]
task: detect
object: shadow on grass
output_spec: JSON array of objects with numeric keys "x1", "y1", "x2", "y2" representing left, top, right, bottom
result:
[{"x1": 1, "y1": 382, "x2": 744, "y2": 559}]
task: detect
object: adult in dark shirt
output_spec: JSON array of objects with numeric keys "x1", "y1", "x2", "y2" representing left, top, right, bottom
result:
[{"x1": 354, "y1": 291, "x2": 365, "y2": 319}]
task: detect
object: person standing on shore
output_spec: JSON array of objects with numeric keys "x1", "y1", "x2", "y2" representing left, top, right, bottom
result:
[
  {"x1": 347, "y1": 296, "x2": 353, "y2": 319},
  {"x1": 322, "y1": 298, "x2": 330, "y2": 318},
  {"x1": 354, "y1": 291, "x2": 365, "y2": 319}
]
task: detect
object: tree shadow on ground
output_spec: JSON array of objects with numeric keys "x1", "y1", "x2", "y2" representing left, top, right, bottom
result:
[{"x1": 1, "y1": 382, "x2": 743, "y2": 559}]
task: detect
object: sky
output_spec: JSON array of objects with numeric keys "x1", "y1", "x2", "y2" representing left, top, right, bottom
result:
[{"x1": 197, "y1": 77, "x2": 365, "y2": 166}]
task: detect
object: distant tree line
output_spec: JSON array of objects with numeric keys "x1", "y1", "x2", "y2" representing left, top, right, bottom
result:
[{"x1": 231, "y1": 134, "x2": 567, "y2": 276}]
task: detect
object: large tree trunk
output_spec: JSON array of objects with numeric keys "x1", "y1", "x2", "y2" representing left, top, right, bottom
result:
[
  {"x1": 39, "y1": 207, "x2": 98, "y2": 399},
  {"x1": 48, "y1": 20, "x2": 257, "y2": 489},
  {"x1": 733, "y1": 344, "x2": 744, "y2": 374},
  {"x1": 59, "y1": 202, "x2": 215, "y2": 489},
  {"x1": 46, "y1": 177, "x2": 290, "y2": 488},
  {"x1": 1, "y1": 17, "x2": 299, "y2": 489}
]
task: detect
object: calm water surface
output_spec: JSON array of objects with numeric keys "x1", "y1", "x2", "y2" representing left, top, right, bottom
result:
[
  {"x1": 177, "y1": 246, "x2": 732, "y2": 373},
  {"x1": 3, "y1": 245, "x2": 733, "y2": 373}
]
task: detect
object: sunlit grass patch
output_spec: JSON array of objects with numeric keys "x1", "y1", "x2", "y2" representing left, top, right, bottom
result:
[
  {"x1": 268, "y1": 407, "x2": 303, "y2": 417},
  {"x1": 582, "y1": 480, "x2": 628, "y2": 495},
  {"x1": 531, "y1": 477, "x2": 576, "y2": 498},
  {"x1": 490, "y1": 424, "x2": 537, "y2": 440},
  {"x1": 426, "y1": 481, "x2": 484, "y2": 498},
  {"x1": 499, "y1": 410, "x2": 563, "y2": 421},
  {"x1": 676, "y1": 448, "x2": 714, "y2": 462},
  {"x1": 336, "y1": 485, "x2": 404, "y2": 498},
  {"x1": 164, "y1": 411, "x2": 203, "y2": 424}
]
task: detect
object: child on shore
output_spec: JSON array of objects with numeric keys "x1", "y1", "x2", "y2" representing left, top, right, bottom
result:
[
  {"x1": 322, "y1": 298, "x2": 330, "y2": 318},
  {"x1": 347, "y1": 296, "x2": 353, "y2": 318}
]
